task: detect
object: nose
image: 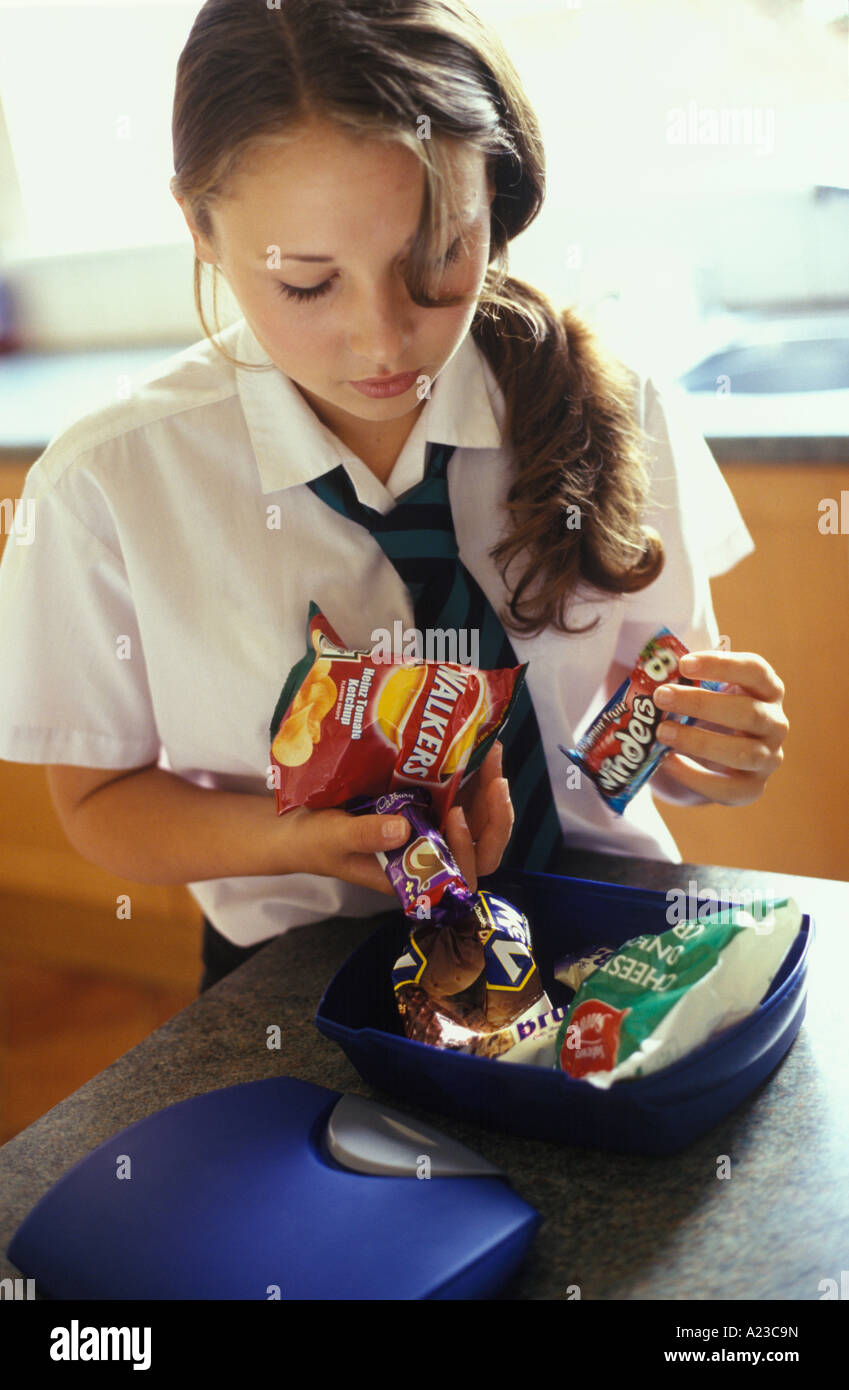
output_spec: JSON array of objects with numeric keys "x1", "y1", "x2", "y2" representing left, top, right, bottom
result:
[{"x1": 346, "y1": 270, "x2": 413, "y2": 373}]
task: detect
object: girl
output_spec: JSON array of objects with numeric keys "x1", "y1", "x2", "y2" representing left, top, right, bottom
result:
[{"x1": 0, "y1": 0, "x2": 788, "y2": 992}]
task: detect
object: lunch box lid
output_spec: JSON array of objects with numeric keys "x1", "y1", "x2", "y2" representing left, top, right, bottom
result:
[
  {"x1": 315, "y1": 869, "x2": 814, "y2": 1155},
  {"x1": 7, "y1": 1077, "x2": 540, "y2": 1301}
]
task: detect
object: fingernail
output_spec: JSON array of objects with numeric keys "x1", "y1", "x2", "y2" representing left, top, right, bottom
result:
[
  {"x1": 658, "y1": 721, "x2": 677, "y2": 743},
  {"x1": 654, "y1": 685, "x2": 673, "y2": 706},
  {"x1": 382, "y1": 817, "x2": 408, "y2": 842},
  {"x1": 494, "y1": 741, "x2": 503, "y2": 771},
  {"x1": 679, "y1": 655, "x2": 699, "y2": 673}
]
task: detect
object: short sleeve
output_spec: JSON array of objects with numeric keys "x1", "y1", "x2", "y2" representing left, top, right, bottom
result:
[
  {"x1": 0, "y1": 461, "x2": 161, "y2": 767},
  {"x1": 613, "y1": 374, "x2": 755, "y2": 664}
]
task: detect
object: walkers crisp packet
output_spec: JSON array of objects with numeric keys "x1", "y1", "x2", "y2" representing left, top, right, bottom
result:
[
  {"x1": 555, "y1": 898, "x2": 803, "y2": 1087},
  {"x1": 269, "y1": 603, "x2": 526, "y2": 828}
]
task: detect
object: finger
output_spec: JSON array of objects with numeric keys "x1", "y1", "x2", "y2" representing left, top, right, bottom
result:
[
  {"x1": 654, "y1": 684, "x2": 789, "y2": 744},
  {"x1": 338, "y1": 809, "x2": 411, "y2": 853},
  {"x1": 338, "y1": 854, "x2": 401, "y2": 896},
  {"x1": 458, "y1": 742, "x2": 499, "y2": 838},
  {"x1": 656, "y1": 719, "x2": 784, "y2": 775},
  {"x1": 313, "y1": 809, "x2": 409, "y2": 894},
  {"x1": 464, "y1": 779, "x2": 491, "y2": 842},
  {"x1": 464, "y1": 781, "x2": 490, "y2": 842},
  {"x1": 291, "y1": 809, "x2": 402, "y2": 895},
  {"x1": 478, "y1": 739, "x2": 503, "y2": 786},
  {"x1": 656, "y1": 751, "x2": 767, "y2": 806},
  {"x1": 473, "y1": 776, "x2": 514, "y2": 878},
  {"x1": 678, "y1": 650, "x2": 785, "y2": 702},
  {"x1": 444, "y1": 804, "x2": 478, "y2": 892},
  {"x1": 457, "y1": 741, "x2": 503, "y2": 836}
]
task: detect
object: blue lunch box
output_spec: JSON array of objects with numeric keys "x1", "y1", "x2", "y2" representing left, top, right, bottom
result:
[{"x1": 315, "y1": 869, "x2": 813, "y2": 1156}]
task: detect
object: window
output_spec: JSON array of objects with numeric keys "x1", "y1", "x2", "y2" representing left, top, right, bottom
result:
[
  {"x1": 0, "y1": 2, "x2": 196, "y2": 257},
  {"x1": 0, "y1": 0, "x2": 846, "y2": 355}
]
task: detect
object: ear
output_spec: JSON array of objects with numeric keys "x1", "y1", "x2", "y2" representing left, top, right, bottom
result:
[{"x1": 170, "y1": 183, "x2": 218, "y2": 266}]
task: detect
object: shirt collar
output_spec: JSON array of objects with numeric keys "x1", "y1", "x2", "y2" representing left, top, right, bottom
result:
[{"x1": 234, "y1": 317, "x2": 505, "y2": 500}]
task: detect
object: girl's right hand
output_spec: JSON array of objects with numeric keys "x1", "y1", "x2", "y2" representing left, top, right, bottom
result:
[
  {"x1": 278, "y1": 741, "x2": 514, "y2": 899},
  {"x1": 278, "y1": 805, "x2": 411, "y2": 896}
]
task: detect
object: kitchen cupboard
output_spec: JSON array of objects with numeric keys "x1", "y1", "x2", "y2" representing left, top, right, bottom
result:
[{"x1": 655, "y1": 461, "x2": 848, "y2": 883}]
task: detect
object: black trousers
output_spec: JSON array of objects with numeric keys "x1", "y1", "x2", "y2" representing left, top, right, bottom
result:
[{"x1": 198, "y1": 916, "x2": 274, "y2": 994}]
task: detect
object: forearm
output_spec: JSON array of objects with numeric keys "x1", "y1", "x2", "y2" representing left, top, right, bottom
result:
[{"x1": 66, "y1": 766, "x2": 286, "y2": 885}]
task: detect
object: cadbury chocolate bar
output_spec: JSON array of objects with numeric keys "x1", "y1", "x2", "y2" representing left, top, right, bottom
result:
[
  {"x1": 346, "y1": 789, "x2": 475, "y2": 925},
  {"x1": 559, "y1": 627, "x2": 723, "y2": 813}
]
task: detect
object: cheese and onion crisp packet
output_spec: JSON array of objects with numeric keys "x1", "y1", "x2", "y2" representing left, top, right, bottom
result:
[{"x1": 556, "y1": 898, "x2": 803, "y2": 1087}]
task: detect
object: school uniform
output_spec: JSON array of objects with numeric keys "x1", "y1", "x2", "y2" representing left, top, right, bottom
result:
[{"x1": 0, "y1": 316, "x2": 753, "y2": 951}]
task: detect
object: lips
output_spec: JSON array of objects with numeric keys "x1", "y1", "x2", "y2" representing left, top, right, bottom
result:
[
  {"x1": 354, "y1": 370, "x2": 416, "y2": 385},
  {"x1": 349, "y1": 369, "x2": 421, "y2": 399}
]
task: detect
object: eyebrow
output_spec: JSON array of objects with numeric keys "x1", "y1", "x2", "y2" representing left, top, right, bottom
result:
[
  {"x1": 281, "y1": 253, "x2": 340, "y2": 263},
  {"x1": 266, "y1": 219, "x2": 467, "y2": 265}
]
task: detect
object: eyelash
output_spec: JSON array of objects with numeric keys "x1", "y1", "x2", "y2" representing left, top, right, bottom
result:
[{"x1": 276, "y1": 236, "x2": 463, "y2": 303}]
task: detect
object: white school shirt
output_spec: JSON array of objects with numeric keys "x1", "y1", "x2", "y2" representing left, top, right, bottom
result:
[{"x1": 0, "y1": 317, "x2": 754, "y2": 946}]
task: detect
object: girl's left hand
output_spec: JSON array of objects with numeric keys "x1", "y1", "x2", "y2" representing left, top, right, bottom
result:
[
  {"x1": 443, "y1": 740, "x2": 514, "y2": 891},
  {"x1": 653, "y1": 650, "x2": 788, "y2": 806}
]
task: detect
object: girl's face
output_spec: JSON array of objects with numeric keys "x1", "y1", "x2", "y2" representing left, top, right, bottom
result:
[{"x1": 176, "y1": 119, "x2": 496, "y2": 441}]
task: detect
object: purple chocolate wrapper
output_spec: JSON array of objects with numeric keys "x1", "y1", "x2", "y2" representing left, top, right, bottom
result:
[{"x1": 346, "y1": 789, "x2": 475, "y2": 924}]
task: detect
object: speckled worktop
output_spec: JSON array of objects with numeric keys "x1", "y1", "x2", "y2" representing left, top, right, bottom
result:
[{"x1": 1, "y1": 850, "x2": 846, "y2": 1301}]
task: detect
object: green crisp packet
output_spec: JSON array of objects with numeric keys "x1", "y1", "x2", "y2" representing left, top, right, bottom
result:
[{"x1": 555, "y1": 899, "x2": 802, "y2": 1089}]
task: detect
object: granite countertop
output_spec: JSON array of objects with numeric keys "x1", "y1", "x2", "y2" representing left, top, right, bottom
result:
[{"x1": 1, "y1": 849, "x2": 846, "y2": 1301}]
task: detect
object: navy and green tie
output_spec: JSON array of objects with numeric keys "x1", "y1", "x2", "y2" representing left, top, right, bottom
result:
[{"x1": 307, "y1": 440, "x2": 563, "y2": 872}]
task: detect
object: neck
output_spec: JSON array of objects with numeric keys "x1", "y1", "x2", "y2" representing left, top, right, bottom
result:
[{"x1": 298, "y1": 385, "x2": 427, "y2": 485}]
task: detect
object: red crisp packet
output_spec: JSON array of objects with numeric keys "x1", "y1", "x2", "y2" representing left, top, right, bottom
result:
[{"x1": 269, "y1": 603, "x2": 526, "y2": 829}]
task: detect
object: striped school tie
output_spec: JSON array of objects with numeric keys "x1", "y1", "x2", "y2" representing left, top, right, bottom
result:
[{"x1": 307, "y1": 440, "x2": 563, "y2": 872}]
